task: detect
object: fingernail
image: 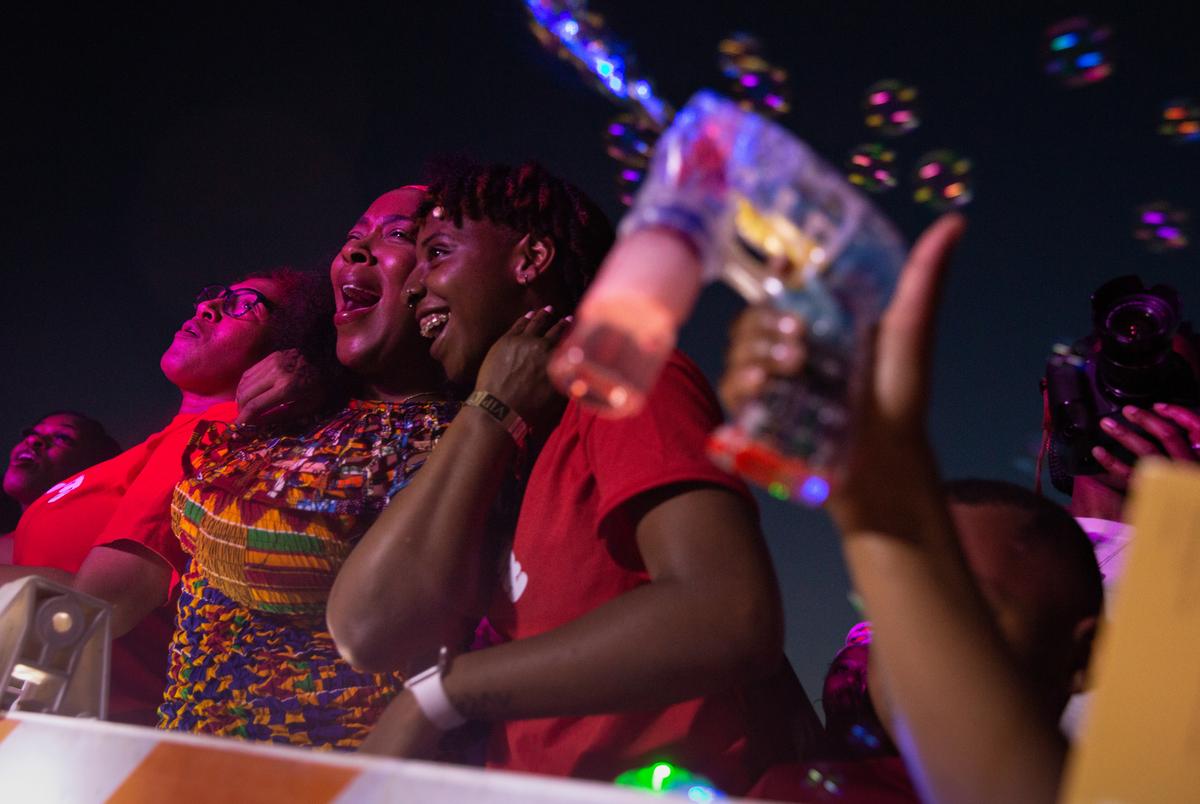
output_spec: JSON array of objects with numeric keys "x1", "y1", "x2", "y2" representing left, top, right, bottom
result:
[
  {"x1": 543, "y1": 305, "x2": 554, "y2": 313},
  {"x1": 777, "y1": 315, "x2": 801, "y2": 335},
  {"x1": 769, "y1": 343, "x2": 796, "y2": 363},
  {"x1": 1092, "y1": 445, "x2": 1107, "y2": 459},
  {"x1": 1100, "y1": 418, "x2": 1118, "y2": 432},
  {"x1": 564, "y1": 315, "x2": 575, "y2": 323},
  {"x1": 525, "y1": 310, "x2": 536, "y2": 319},
  {"x1": 1154, "y1": 402, "x2": 1169, "y2": 412},
  {"x1": 1122, "y1": 405, "x2": 1140, "y2": 418}
]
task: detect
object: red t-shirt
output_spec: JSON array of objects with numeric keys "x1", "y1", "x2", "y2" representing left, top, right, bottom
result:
[
  {"x1": 11, "y1": 402, "x2": 237, "y2": 724},
  {"x1": 749, "y1": 757, "x2": 918, "y2": 803},
  {"x1": 486, "y1": 352, "x2": 800, "y2": 795}
]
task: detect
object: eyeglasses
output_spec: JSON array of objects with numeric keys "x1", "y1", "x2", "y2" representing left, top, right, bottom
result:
[{"x1": 194, "y1": 285, "x2": 275, "y2": 319}]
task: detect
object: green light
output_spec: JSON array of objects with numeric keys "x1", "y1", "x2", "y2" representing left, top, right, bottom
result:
[
  {"x1": 652, "y1": 763, "x2": 673, "y2": 791},
  {"x1": 614, "y1": 761, "x2": 723, "y2": 798},
  {"x1": 768, "y1": 481, "x2": 789, "y2": 500}
]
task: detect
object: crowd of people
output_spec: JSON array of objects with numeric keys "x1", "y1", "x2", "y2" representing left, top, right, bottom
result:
[{"x1": 2, "y1": 159, "x2": 1198, "y2": 803}]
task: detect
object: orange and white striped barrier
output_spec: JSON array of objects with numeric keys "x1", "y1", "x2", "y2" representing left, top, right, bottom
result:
[{"x1": 0, "y1": 711, "x2": 762, "y2": 803}]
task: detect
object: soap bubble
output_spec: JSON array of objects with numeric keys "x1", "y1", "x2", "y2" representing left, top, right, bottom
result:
[
  {"x1": 615, "y1": 165, "x2": 645, "y2": 207},
  {"x1": 846, "y1": 144, "x2": 898, "y2": 193},
  {"x1": 1159, "y1": 98, "x2": 1200, "y2": 144},
  {"x1": 863, "y1": 79, "x2": 920, "y2": 136},
  {"x1": 1043, "y1": 17, "x2": 1113, "y2": 87},
  {"x1": 604, "y1": 113, "x2": 657, "y2": 168},
  {"x1": 913, "y1": 150, "x2": 974, "y2": 211},
  {"x1": 718, "y1": 32, "x2": 791, "y2": 118},
  {"x1": 1134, "y1": 202, "x2": 1190, "y2": 252}
]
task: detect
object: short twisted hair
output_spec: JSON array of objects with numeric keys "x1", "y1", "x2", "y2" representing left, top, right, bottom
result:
[{"x1": 418, "y1": 160, "x2": 614, "y2": 308}]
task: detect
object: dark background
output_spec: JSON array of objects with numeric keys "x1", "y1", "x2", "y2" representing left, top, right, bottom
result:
[{"x1": 3, "y1": 2, "x2": 1197, "y2": 707}]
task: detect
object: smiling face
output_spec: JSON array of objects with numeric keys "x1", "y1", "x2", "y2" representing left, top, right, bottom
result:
[
  {"x1": 3, "y1": 414, "x2": 110, "y2": 507},
  {"x1": 408, "y1": 215, "x2": 533, "y2": 386},
  {"x1": 159, "y1": 277, "x2": 282, "y2": 397},
  {"x1": 331, "y1": 188, "x2": 439, "y2": 391}
]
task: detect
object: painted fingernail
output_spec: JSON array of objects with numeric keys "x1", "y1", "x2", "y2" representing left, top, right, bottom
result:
[
  {"x1": 777, "y1": 315, "x2": 801, "y2": 335},
  {"x1": 1100, "y1": 418, "x2": 1118, "y2": 432},
  {"x1": 543, "y1": 305, "x2": 554, "y2": 313},
  {"x1": 1122, "y1": 405, "x2": 1140, "y2": 418},
  {"x1": 525, "y1": 310, "x2": 536, "y2": 319},
  {"x1": 564, "y1": 315, "x2": 575, "y2": 323},
  {"x1": 769, "y1": 343, "x2": 797, "y2": 363},
  {"x1": 1154, "y1": 402, "x2": 1169, "y2": 413}
]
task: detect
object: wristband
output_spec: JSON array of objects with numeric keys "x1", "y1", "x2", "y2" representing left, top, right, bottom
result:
[
  {"x1": 465, "y1": 390, "x2": 530, "y2": 448},
  {"x1": 404, "y1": 646, "x2": 467, "y2": 731}
]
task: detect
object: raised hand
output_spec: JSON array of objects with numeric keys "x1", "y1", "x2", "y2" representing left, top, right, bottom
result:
[
  {"x1": 235, "y1": 349, "x2": 328, "y2": 426},
  {"x1": 474, "y1": 306, "x2": 573, "y2": 435}
]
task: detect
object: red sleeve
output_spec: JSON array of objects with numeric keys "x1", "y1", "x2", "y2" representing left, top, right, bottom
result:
[
  {"x1": 92, "y1": 406, "x2": 235, "y2": 595},
  {"x1": 585, "y1": 350, "x2": 757, "y2": 536}
]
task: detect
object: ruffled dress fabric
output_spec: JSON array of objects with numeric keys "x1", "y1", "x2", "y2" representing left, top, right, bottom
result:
[{"x1": 157, "y1": 399, "x2": 458, "y2": 750}]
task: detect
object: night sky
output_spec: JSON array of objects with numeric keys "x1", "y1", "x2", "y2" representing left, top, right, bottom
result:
[{"x1": 4, "y1": 2, "x2": 1198, "y2": 704}]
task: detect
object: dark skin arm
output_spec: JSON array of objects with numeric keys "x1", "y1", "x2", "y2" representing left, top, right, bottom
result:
[
  {"x1": 327, "y1": 309, "x2": 571, "y2": 674},
  {"x1": 360, "y1": 483, "x2": 784, "y2": 757},
  {"x1": 0, "y1": 543, "x2": 170, "y2": 638},
  {"x1": 723, "y1": 215, "x2": 1065, "y2": 804}
]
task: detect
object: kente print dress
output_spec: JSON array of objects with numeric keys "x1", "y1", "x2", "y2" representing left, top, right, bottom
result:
[{"x1": 157, "y1": 399, "x2": 459, "y2": 750}]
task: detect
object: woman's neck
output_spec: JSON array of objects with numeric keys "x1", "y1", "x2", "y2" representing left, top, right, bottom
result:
[{"x1": 178, "y1": 389, "x2": 235, "y2": 415}]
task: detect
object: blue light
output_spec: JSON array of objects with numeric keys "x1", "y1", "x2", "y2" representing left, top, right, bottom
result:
[
  {"x1": 609, "y1": 76, "x2": 625, "y2": 94},
  {"x1": 561, "y1": 19, "x2": 579, "y2": 38},
  {"x1": 1050, "y1": 32, "x2": 1078, "y2": 51},
  {"x1": 1075, "y1": 52, "x2": 1102, "y2": 68},
  {"x1": 596, "y1": 59, "x2": 614, "y2": 78},
  {"x1": 633, "y1": 80, "x2": 650, "y2": 98},
  {"x1": 798, "y1": 476, "x2": 830, "y2": 507},
  {"x1": 688, "y1": 785, "x2": 718, "y2": 802}
]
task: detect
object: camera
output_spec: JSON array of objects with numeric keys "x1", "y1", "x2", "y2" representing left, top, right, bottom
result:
[{"x1": 1044, "y1": 276, "x2": 1200, "y2": 493}]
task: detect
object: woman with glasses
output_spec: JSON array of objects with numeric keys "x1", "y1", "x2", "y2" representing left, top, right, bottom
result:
[
  {"x1": 1, "y1": 267, "x2": 331, "y2": 724},
  {"x1": 156, "y1": 186, "x2": 460, "y2": 751}
]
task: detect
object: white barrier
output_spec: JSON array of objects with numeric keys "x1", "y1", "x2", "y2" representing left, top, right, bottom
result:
[{"x1": 0, "y1": 711, "x2": 763, "y2": 803}]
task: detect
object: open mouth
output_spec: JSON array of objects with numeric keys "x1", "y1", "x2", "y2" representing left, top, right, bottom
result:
[
  {"x1": 341, "y1": 284, "x2": 381, "y2": 311},
  {"x1": 418, "y1": 312, "x2": 449, "y2": 340},
  {"x1": 12, "y1": 450, "x2": 37, "y2": 466},
  {"x1": 335, "y1": 283, "x2": 383, "y2": 326}
]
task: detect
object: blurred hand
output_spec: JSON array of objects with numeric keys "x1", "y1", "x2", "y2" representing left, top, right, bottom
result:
[
  {"x1": 1091, "y1": 403, "x2": 1200, "y2": 489},
  {"x1": 358, "y1": 688, "x2": 442, "y2": 759},
  {"x1": 718, "y1": 306, "x2": 806, "y2": 415},
  {"x1": 830, "y1": 214, "x2": 965, "y2": 533},
  {"x1": 474, "y1": 306, "x2": 572, "y2": 434},
  {"x1": 235, "y1": 349, "x2": 326, "y2": 426},
  {"x1": 717, "y1": 215, "x2": 965, "y2": 529}
]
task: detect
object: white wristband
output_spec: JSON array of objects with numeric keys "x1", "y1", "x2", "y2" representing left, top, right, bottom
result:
[{"x1": 404, "y1": 647, "x2": 467, "y2": 731}]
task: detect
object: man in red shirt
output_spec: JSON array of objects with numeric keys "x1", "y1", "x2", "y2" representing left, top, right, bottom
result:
[
  {"x1": 3, "y1": 411, "x2": 120, "y2": 514},
  {"x1": 330, "y1": 162, "x2": 818, "y2": 794},
  {"x1": 1, "y1": 268, "x2": 332, "y2": 723},
  {"x1": 0, "y1": 410, "x2": 120, "y2": 553}
]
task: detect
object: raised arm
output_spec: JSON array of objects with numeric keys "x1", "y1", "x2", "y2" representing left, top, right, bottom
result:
[
  {"x1": 327, "y1": 310, "x2": 569, "y2": 674},
  {"x1": 726, "y1": 215, "x2": 1066, "y2": 804},
  {"x1": 841, "y1": 216, "x2": 1066, "y2": 804},
  {"x1": 359, "y1": 482, "x2": 785, "y2": 756}
]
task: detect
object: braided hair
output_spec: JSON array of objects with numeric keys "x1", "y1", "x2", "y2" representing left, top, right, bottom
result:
[{"x1": 418, "y1": 160, "x2": 614, "y2": 308}]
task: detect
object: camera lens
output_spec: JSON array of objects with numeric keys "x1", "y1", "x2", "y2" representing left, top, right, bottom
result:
[{"x1": 1101, "y1": 296, "x2": 1175, "y2": 359}]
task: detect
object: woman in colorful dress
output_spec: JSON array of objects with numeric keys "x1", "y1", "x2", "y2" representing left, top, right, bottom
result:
[{"x1": 157, "y1": 186, "x2": 459, "y2": 749}]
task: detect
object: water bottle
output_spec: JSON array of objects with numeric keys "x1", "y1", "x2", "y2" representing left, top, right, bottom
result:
[{"x1": 548, "y1": 91, "x2": 907, "y2": 506}]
